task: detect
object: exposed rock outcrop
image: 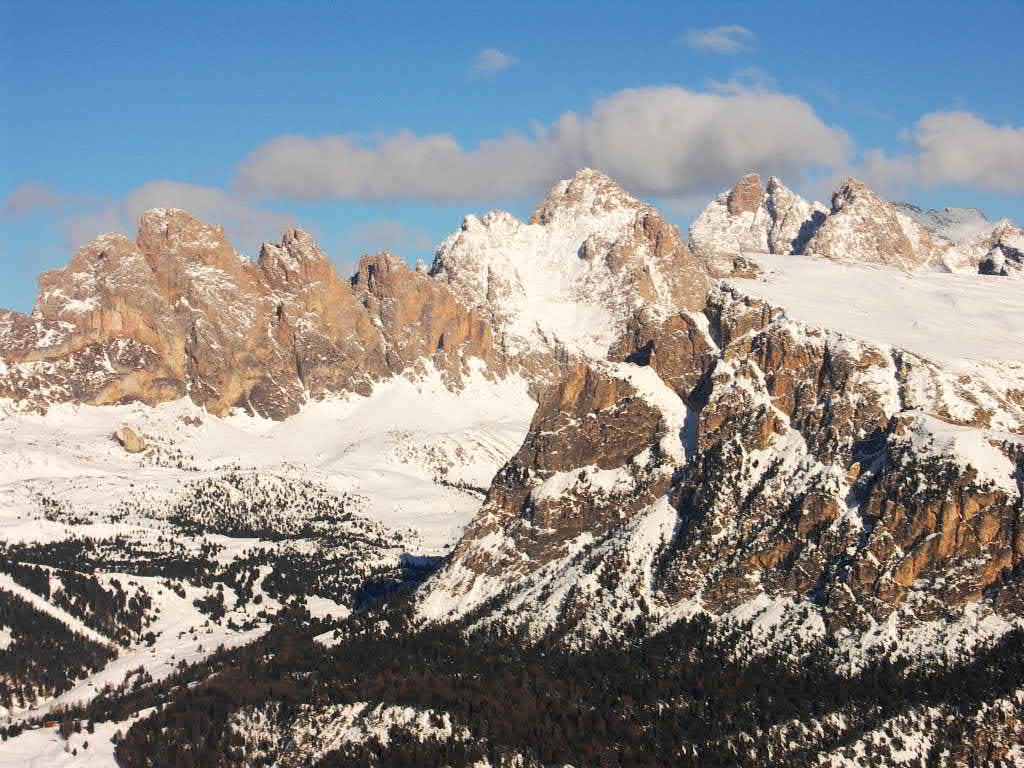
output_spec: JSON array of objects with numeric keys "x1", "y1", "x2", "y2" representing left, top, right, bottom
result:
[
  {"x1": 803, "y1": 179, "x2": 965, "y2": 271},
  {"x1": 3, "y1": 168, "x2": 1023, "y2": 667},
  {"x1": 431, "y1": 169, "x2": 710, "y2": 368},
  {"x1": 689, "y1": 174, "x2": 1024, "y2": 278},
  {"x1": 113, "y1": 426, "x2": 146, "y2": 453},
  {"x1": 976, "y1": 220, "x2": 1024, "y2": 277},
  {"x1": 2, "y1": 171, "x2": 713, "y2": 418}
]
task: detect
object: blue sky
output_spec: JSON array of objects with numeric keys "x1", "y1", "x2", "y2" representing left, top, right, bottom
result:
[{"x1": 2, "y1": 0, "x2": 1023, "y2": 311}]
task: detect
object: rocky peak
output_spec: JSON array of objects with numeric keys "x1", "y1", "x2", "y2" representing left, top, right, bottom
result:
[
  {"x1": 2, "y1": 205, "x2": 509, "y2": 418},
  {"x1": 689, "y1": 173, "x2": 826, "y2": 274},
  {"x1": 726, "y1": 173, "x2": 764, "y2": 215},
  {"x1": 830, "y1": 177, "x2": 869, "y2": 206},
  {"x1": 279, "y1": 227, "x2": 323, "y2": 259},
  {"x1": 432, "y1": 170, "x2": 708, "y2": 364},
  {"x1": 803, "y1": 178, "x2": 962, "y2": 271},
  {"x1": 54, "y1": 232, "x2": 147, "y2": 281},
  {"x1": 136, "y1": 208, "x2": 235, "y2": 261},
  {"x1": 258, "y1": 228, "x2": 330, "y2": 286},
  {"x1": 977, "y1": 220, "x2": 1024, "y2": 277},
  {"x1": 353, "y1": 251, "x2": 408, "y2": 291},
  {"x1": 34, "y1": 231, "x2": 164, "y2": 326},
  {"x1": 530, "y1": 168, "x2": 650, "y2": 226},
  {"x1": 763, "y1": 176, "x2": 827, "y2": 254},
  {"x1": 135, "y1": 207, "x2": 257, "y2": 292}
]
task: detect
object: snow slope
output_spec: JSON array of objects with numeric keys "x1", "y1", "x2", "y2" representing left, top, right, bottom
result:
[
  {"x1": 728, "y1": 253, "x2": 1024, "y2": 363},
  {"x1": 0, "y1": 363, "x2": 534, "y2": 553},
  {"x1": 0, "y1": 711, "x2": 150, "y2": 768}
]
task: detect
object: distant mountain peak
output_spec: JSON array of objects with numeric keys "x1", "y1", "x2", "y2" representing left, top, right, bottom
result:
[
  {"x1": 531, "y1": 167, "x2": 650, "y2": 225},
  {"x1": 893, "y1": 201, "x2": 994, "y2": 245},
  {"x1": 689, "y1": 172, "x2": 826, "y2": 272}
]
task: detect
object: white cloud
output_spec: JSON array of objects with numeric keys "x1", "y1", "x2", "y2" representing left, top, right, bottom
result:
[
  {"x1": 348, "y1": 219, "x2": 434, "y2": 253},
  {"x1": 234, "y1": 85, "x2": 849, "y2": 203},
  {"x1": 472, "y1": 48, "x2": 517, "y2": 75},
  {"x1": 683, "y1": 25, "x2": 755, "y2": 54},
  {"x1": 913, "y1": 111, "x2": 1024, "y2": 193},
  {"x1": 860, "y1": 111, "x2": 1024, "y2": 195},
  {"x1": 63, "y1": 181, "x2": 295, "y2": 254}
]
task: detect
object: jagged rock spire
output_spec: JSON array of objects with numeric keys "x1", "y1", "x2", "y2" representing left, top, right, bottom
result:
[{"x1": 726, "y1": 173, "x2": 764, "y2": 215}]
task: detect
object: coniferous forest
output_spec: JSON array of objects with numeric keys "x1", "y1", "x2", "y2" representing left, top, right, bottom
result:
[{"x1": 21, "y1": 581, "x2": 1016, "y2": 768}]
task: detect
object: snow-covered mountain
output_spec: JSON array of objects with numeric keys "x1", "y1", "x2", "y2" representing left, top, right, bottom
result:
[{"x1": 2, "y1": 169, "x2": 1023, "y2": 767}]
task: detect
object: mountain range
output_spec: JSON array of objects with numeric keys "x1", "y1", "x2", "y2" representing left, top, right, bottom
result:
[{"x1": 1, "y1": 169, "x2": 1023, "y2": 767}]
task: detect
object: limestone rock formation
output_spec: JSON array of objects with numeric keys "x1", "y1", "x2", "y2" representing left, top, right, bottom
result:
[
  {"x1": 976, "y1": 220, "x2": 1024, "y2": 277},
  {"x1": 803, "y1": 178, "x2": 965, "y2": 271},
  {"x1": 689, "y1": 174, "x2": 1024, "y2": 279},
  {"x1": 2, "y1": 168, "x2": 1022, "y2": 666},
  {"x1": 421, "y1": 280, "x2": 1024, "y2": 662}
]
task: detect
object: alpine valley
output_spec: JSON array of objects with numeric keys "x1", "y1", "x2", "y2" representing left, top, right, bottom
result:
[{"x1": 1, "y1": 169, "x2": 1023, "y2": 768}]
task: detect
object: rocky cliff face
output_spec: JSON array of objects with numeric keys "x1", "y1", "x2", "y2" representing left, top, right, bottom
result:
[
  {"x1": 2, "y1": 170, "x2": 711, "y2": 417},
  {"x1": 431, "y1": 168, "x2": 709, "y2": 370},
  {"x1": 3, "y1": 168, "x2": 1023, "y2": 665},
  {"x1": 802, "y1": 179, "x2": 968, "y2": 271},
  {"x1": 976, "y1": 220, "x2": 1024, "y2": 277}
]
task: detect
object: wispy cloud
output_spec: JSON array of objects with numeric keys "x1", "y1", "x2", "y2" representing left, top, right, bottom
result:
[
  {"x1": 708, "y1": 67, "x2": 777, "y2": 95},
  {"x1": 234, "y1": 85, "x2": 849, "y2": 204},
  {"x1": 3, "y1": 183, "x2": 71, "y2": 218},
  {"x1": 472, "y1": 47, "x2": 517, "y2": 75},
  {"x1": 683, "y1": 25, "x2": 755, "y2": 54}
]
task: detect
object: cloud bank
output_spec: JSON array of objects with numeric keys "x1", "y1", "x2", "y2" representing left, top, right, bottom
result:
[
  {"x1": 234, "y1": 86, "x2": 850, "y2": 203},
  {"x1": 2, "y1": 183, "x2": 68, "y2": 218},
  {"x1": 8, "y1": 88, "x2": 1021, "y2": 269}
]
